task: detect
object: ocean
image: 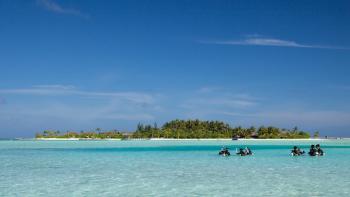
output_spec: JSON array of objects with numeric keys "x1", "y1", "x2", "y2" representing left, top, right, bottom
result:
[{"x1": 1, "y1": 139, "x2": 349, "y2": 196}]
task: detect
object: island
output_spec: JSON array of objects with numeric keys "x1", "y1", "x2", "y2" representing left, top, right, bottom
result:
[{"x1": 35, "y1": 119, "x2": 316, "y2": 140}]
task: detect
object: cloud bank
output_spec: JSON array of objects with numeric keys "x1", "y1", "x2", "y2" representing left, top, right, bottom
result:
[
  {"x1": 0, "y1": 85, "x2": 159, "y2": 134},
  {"x1": 37, "y1": 0, "x2": 88, "y2": 18},
  {"x1": 200, "y1": 36, "x2": 349, "y2": 50},
  {"x1": 1, "y1": 85, "x2": 350, "y2": 137},
  {"x1": 0, "y1": 85, "x2": 154, "y2": 104}
]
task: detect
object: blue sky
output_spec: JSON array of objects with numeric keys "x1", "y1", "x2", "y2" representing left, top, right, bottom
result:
[{"x1": 1, "y1": 0, "x2": 350, "y2": 137}]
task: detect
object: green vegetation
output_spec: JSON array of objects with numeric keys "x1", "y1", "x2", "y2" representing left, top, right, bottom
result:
[
  {"x1": 256, "y1": 126, "x2": 310, "y2": 139},
  {"x1": 36, "y1": 119, "x2": 312, "y2": 139},
  {"x1": 35, "y1": 129, "x2": 123, "y2": 139}
]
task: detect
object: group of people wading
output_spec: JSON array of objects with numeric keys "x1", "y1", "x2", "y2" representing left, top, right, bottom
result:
[
  {"x1": 291, "y1": 144, "x2": 324, "y2": 156},
  {"x1": 218, "y1": 147, "x2": 253, "y2": 156},
  {"x1": 219, "y1": 144, "x2": 325, "y2": 157}
]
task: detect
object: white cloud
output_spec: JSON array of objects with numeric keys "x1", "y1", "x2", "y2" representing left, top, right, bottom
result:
[
  {"x1": 0, "y1": 102, "x2": 155, "y2": 122},
  {"x1": 200, "y1": 35, "x2": 350, "y2": 50},
  {"x1": 0, "y1": 101, "x2": 155, "y2": 137},
  {"x1": 197, "y1": 98, "x2": 257, "y2": 108},
  {"x1": 215, "y1": 110, "x2": 350, "y2": 127},
  {"x1": 0, "y1": 85, "x2": 154, "y2": 104},
  {"x1": 258, "y1": 110, "x2": 350, "y2": 126},
  {"x1": 181, "y1": 88, "x2": 258, "y2": 112},
  {"x1": 178, "y1": 87, "x2": 350, "y2": 131},
  {"x1": 37, "y1": 0, "x2": 88, "y2": 18},
  {"x1": 32, "y1": 84, "x2": 76, "y2": 90},
  {"x1": 0, "y1": 85, "x2": 158, "y2": 133}
]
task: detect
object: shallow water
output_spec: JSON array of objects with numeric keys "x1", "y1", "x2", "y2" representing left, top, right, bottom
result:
[{"x1": 1, "y1": 140, "x2": 350, "y2": 197}]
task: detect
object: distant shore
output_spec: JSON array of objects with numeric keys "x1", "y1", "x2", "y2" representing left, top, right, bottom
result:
[
  {"x1": 34, "y1": 137, "x2": 331, "y2": 141},
  {"x1": 150, "y1": 138, "x2": 328, "y2": 141},
  {"x1": 35, "y1": 138, "x2": 121, "y2": 141}
]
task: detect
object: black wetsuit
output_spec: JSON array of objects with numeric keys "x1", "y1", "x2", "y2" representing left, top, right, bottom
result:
[
  {"x1": 237, "y1": 149, "x2": 246, "y2": 156},
  {"x1": 246, "y1": 148, "x2": 252, "y2": 155},
  {"x1": 219, "y1": 149, "x2": 230, "y2": 156},
  {"x1": 298, "y1": 149, "x2": 305, "y2": 155},
  {"x1": 317, "y1": 148, "x2": 324, "y2": 156},
  {"x1": 309, "y1": 148, "x2": 317, "y2": 156},
  {"x1": 291, "y1": 149, "x2": 299, "y2": 156}
]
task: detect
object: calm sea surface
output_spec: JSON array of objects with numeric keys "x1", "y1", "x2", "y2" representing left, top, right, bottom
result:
[{"x1": 1, "y1": 139, "x2": 350, "y2": 197}]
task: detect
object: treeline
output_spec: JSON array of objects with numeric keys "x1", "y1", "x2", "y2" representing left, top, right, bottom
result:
[
  {"x1": 35, "y1": 129, "x2": 123, "y2": 139},
  {"x1": 36, "y1": 119, "x2": 313, "y2": 139},
  {"x1": 132, "y1": 119, "x2": 311, "y2": 139}
]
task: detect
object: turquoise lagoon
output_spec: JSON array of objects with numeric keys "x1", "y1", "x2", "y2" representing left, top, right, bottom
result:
[{"x1": 1, "y1": 139, "x2": 350, "y2": 196}]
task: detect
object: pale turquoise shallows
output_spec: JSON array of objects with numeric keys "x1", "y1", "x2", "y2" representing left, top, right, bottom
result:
[{"x1": 1, "y1": 140, "x2": 350, "y2": 197}]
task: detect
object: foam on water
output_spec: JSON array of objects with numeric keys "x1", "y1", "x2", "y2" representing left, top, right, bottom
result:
[{"x1": 1, "y1": 140, "x2": 350, "y2": 196}]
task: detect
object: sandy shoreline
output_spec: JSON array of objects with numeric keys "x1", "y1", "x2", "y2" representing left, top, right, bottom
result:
[
  {"x1": 151, "y1": 138, "x2": 328, "y2": 141},
  {"x1": 34, "y1": 138, "x2": 330, "y2": 141},
  {"x1": 35, "y1": 138, "x2": 121, "y2": 141}
]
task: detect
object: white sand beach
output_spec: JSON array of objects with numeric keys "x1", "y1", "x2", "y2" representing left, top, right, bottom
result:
[{"x1": 35, "y1": 137, "x2": 329, "y2": 141}]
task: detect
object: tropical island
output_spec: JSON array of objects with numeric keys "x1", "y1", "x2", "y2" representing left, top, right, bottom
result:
[{"x1": 35, "y1": 119, "x2": 317, "y2": 140}]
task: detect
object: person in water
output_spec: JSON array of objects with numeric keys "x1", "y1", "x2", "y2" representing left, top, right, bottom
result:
[
  {"x1": 291, "y1": 146, "x2": 299, "y2": 156},
  {"x1": 219, "y1": 147, "x2": 230, "y2": 156},
  {"x1": 237, "y1": 148, "x2": 246, "y2": 156},
  {"x1": 245, "y1": 147, "x2": 253, "y2": 155},
  {"x1": 308, "y1": 144, "x2": 317, "y2": 156},
  {"x1": 308, "y1": 144, "x2": 325, "y2": 156},
  {"x1": 316, "y1": 144, "x2": 324, "y2": 156},
  {"x1": 291, "y1": 146, "x2": 305, "y2": 156},
  {"x1": 236, "y1": 147, "x2": 253, "y2": 156},
  {"x1": 297, "y1": 148, "x2": 305, "y2": 155}
]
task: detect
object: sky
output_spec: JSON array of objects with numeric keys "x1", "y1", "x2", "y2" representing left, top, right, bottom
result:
[{"x1": 1, "y1": 0, "x2": 350, "y2": 138}]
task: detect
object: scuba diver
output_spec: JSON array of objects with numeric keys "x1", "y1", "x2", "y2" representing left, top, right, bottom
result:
[
  {"x1": 297, "y1": 148, "x2": 305, "y2": 155},
  {"x1": 245, "y1": 147, "x2": 253, "y2": 155},
  {"x1": 315, "y1": 144, "x2": 324, "y2": 156},
  {"x1": 291, "y1": 146, "x2": 299, "y2": 156},
  {"x1": 309, "y1": 144, "x2": 325, "y2": 156},
  {"x1": 237, "y1": 148, "x2": 246, "y2": 156},
  {"x1": 219, "y1": 147, "x2": 231, "y2": 156},
  {"x1": 236, "y1": 147, "x2": 253, "y2": 156},
  {"x1": 291, "y1": 146, "x2": 305, "y2": 156},
  {"x1": 308, "y1": 144, "x2": 317, "y2": 156}
]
